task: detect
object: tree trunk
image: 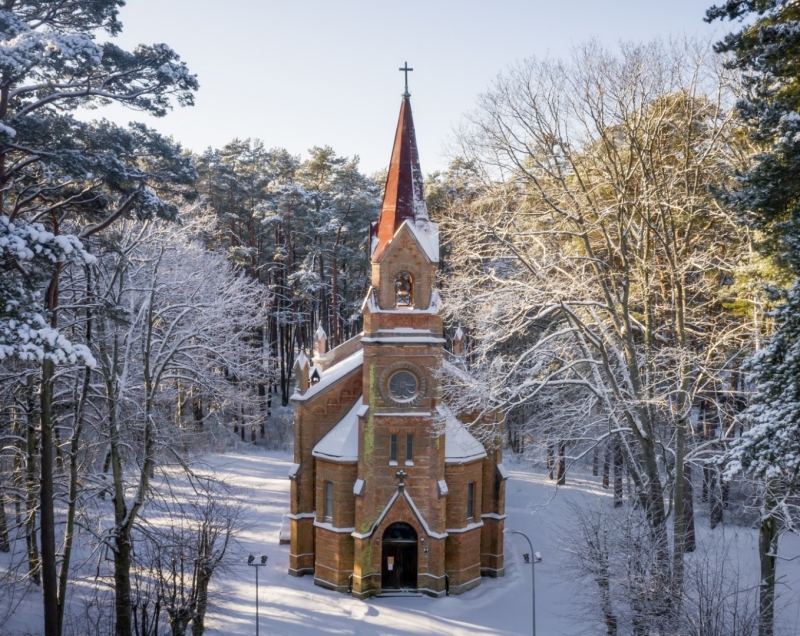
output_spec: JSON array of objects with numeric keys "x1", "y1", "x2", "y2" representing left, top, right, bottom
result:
[
  {"x1": 547, "y1": 444, "x2": 554, "y2": 480},
  {"x1": 683, "y1": 463, "x2": 695, "y2": 553},
  {"x1": 710, "y1": 468, "x2": 724, "y2": 529},
  {"x1": 331, "y1": 257, "x2": 339, "y2": 349},
  {"x1": 592, "y1": 446, "x2": 599, "y2": 477},
  {"x1": 556, "y1": 442, "x2": 566, "y2": 485},
  {"x1": 191, "y1": 569, "x2": 211, "y2": 636},
  {"x1": 0, "y1": 488, "x2": 9, "y2": 552},
  {"x1": 40, "y1": 358, "x2": 59, "y2": 635},
  {"x1": 57, "y1": 364, "x2": 91, "y2": 635},
  {"x1": 613, "y1": 442, "x2": 623, "y2": 507},
  {"x1": 114, "y1": 532, "x2": 133, "y2": 636},
  {"x1": 672, "y1": 415, "x2": 686, "y2": 614},
  {"x1": 25, "y1": 381, "x2": 41, "y2": 585},
  {"x1": 192, "y1": 392, "x2": 203, "y2": 430},
  {"x1": 759, "y1": 485, "x2": 779, "y2": 636},
  {"x1": 602, "y1": 445, "x2": 610, "y2": 489}
]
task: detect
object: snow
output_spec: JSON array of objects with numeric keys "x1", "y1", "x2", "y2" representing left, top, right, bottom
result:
[
  {"x1": 4, "y1": 450, "x2": 800, "y2": 635},
  {"x1": 315, "y1": 325, "x2": 327, "y2": 340},
  {"x1": 295, "y1": 350, "x2": 309, "y2": 370},
  {"x1": 496, "y1": 463, "x2": 510, "y2": 481},
  {"x1": 407, "y1": 219, "x2": 439, "y2": 263},
  {"x1": 361, "y1": 336, "x2": 446, "y2": 344},
  {"x1": 312, "y1": 397, "x2": 361, "y2": 462},
  {"x1": 0, "y1": 122, "x2": 15, "y2": 138},
  {"x1": 438, "y1": 405, "x2": 487, "y2": 465},
  {"x1": 447, "y1": 521, "x2": 484, "y2": 534},
  {"x1": 293, "y1": 349, "x2": 363, "y2": 402}
]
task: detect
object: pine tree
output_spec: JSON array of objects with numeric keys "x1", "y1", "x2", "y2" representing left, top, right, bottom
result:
[
  {"x1": 707, "y1": 4, "x2": 800, "y2": 633},
  {"x1": 707, "y1": 1, "x2": 800, "y2": 273},
  {"x1": 0, "y1": 3, "x2": 197, "y2": 635}
]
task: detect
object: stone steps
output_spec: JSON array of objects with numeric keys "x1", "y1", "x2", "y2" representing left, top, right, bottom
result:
[{"x1": 376, "y1": 590, "x2": 424, "y2": 598}]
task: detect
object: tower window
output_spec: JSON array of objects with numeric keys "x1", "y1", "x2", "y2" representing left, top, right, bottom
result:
[
  {"x1": 389, "y1": 371, "x2": 418, "y2": 402},
  {"x1": 395, "y1": 271, "x2": 413, "y2": 306},
  {"x1": 324, "y1": 481, "x2": 333, "y2": 520},
  {"x1": 390, "y1": 433, "x2": 398, "y2": 462},
  {"x1": 467, "y1": 482, "x2": 475, "y2": 520},
  {"x1": 406, "y1": 434, "x2": 413, "y2": 462}
]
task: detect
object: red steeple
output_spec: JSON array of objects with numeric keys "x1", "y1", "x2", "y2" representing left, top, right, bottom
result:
[{"x1": 372, "y1": 95, "x2": 429, "y2": 260}]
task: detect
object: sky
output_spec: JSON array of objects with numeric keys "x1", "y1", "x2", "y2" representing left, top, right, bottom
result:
[{"x1": 86, "y1": 0, "x2": 728, "y2": 175}]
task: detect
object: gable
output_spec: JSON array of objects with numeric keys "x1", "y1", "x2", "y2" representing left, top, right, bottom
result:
[{"x1": 376, "y1": 220, "x2": 438, "y2": 264}]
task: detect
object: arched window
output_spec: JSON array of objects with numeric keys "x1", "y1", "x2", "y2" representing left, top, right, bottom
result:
[{"x1": 395, "y1": 271, "x2": 413, "y2": 306}]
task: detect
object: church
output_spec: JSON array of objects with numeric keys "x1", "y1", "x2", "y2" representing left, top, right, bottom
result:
[{"x1": 287, "y1": 80, "x2": 507, "y2": 598}]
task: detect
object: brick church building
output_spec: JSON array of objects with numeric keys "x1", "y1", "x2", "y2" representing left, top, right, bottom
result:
[{"x1": 287, "y1": 85, "x2": 507, "y2": 598}]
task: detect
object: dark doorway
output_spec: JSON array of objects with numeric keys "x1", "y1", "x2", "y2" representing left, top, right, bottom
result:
[{"x1": 381, "y1": 522, "x2": 418, "y2": 590}]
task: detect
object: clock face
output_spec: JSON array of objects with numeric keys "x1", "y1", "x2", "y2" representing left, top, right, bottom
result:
[{"x1": 389, "y1": 371, "x2": 418, "y2": 401}]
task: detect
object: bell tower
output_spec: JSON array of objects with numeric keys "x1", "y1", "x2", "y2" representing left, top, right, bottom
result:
[{"x1": 350, "y1": 89, "x2": 449, "y2": 598}]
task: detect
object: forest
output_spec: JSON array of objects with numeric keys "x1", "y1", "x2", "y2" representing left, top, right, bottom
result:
[{"x1": 2, "y1": 1, "x2": 800, "y2": 635}]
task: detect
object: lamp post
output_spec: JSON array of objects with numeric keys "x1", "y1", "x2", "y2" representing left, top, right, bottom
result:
[
  {"x1": 248, "y1": 554, "x2": 268, "y2": 636},
  {"x1": 505, "y1": 529, "x2": 542, "y2": 636}
]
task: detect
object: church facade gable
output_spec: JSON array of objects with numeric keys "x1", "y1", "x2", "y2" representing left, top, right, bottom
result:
[{"x1": 288, "y1": 85, "x2": 505, "y2": 598}]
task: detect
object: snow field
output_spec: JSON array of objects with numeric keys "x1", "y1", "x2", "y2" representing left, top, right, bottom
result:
[{"x1": 3, "y1": 449, "x2": 799, "y2": 635}]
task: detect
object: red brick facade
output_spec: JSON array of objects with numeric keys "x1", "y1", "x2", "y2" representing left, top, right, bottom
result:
[{"x1": 288, "y1": 93, "x2": 505, "y2": 598}]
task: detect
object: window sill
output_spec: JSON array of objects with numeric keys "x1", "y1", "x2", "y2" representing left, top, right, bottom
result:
[
  {"x1": 405, "y1": 460, "x2": 414, "y2": 467},
  {"x1": 389, "y1": 461, "x2": 398, "y2": 466}
]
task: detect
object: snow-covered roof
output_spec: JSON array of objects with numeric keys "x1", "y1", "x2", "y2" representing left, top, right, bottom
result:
[
  {"x1": 375, "y1": 219, "x2": 439, "y2": 263},
  {"x1": 315, "y1": 325, "x2": 327, "y2": 340},
  {"x1": 406, "y1": 220, "x2": 439, "y2": 263},
  {"x1": 295, "y1": 350, "x2": 309, "y2": 370},
  {"x1": 438, "y1": 404, "x2": 487, "y2": 464},
  {"x1": 291, "y1": 349, "x2": 363, "y2": 402},
  {"x1": 313, "y1": 397, "x2": 361, "y2": 463}
]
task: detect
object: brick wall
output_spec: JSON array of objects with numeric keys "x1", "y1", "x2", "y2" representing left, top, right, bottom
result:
[{"x1": 371, "y1": 227, "x2": 436, "y2": 310}]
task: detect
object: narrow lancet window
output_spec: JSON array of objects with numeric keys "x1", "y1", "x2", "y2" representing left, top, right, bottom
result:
[
  {"x1": 467, "y1": 482, "x2": 475, "y2": 520},
  {"x1": 395, "y1": 271, "x2": 413, "y2": 306},
  {"x1": 324, "y1": 481, "x2": 333, "y2": 520}
]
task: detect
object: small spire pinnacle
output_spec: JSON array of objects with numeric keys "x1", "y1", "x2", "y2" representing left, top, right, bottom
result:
[{"x1": 399, "y1": 61, "x2": 413, "y2": 98}]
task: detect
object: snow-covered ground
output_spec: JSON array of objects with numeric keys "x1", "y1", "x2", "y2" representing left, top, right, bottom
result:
[
  {"x1": 3, "y1": 449, "x2": 800, "y2": 635},
  {"x1": 199, "y1": 451, "x2": 800, "y2": 636}
]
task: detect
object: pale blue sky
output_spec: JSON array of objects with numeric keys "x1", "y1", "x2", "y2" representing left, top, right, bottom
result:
[{"x1": 90, "y1": 1, "x2": 725, "y2": 174}]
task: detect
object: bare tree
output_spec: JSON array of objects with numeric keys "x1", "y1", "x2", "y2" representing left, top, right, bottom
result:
[
  {"x1": 440, "y1": 39, "x2": 757, "y2": 612},
  {"x1": 87, "y1": 211, "x2": 268, "y2": 636}
]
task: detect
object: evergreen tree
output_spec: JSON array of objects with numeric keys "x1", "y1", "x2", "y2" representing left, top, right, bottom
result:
[
  {"x1": 197, "y1": 143, "x2": 379, "y2": 405},
  {"x1": 726, "y1": 282, "x2": 800, "y2": 485},
  {"x1": 0, "y1": 3, "x2": 197, "y2": 635},
  {"x1": 707, "y1": 4, "x2": 800, "y2": 633},
  {"x1": 707, "y1": 1, "x2": 800, "y2": 272}
]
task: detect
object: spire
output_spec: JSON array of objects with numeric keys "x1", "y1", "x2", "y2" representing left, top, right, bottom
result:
[{"x1": 372, "y1": 94, "x2": 429, "y2": 260}]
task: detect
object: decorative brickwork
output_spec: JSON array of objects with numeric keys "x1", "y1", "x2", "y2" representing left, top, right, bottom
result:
[{"x1": 288, "y1": 92, "x2": 505, "y2": 598}]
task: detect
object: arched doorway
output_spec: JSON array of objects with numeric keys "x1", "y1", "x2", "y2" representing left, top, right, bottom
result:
[{"x1": 381, "y1": 522, "x2": 418, "y2": 590}]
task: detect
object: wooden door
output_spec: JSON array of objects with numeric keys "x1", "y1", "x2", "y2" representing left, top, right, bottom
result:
[{"x1": 381, "y1": 523, "x2": 418, "y2": 590}]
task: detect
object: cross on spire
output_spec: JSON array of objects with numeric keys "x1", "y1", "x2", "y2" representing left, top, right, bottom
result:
[{"x1": 399, "y1": 61, "x2": 413, "y2": 97}]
